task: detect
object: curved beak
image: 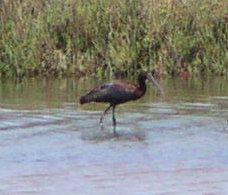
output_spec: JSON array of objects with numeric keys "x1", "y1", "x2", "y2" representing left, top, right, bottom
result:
[{"x1": 147, "y1": 73, "x2": 164, "y2": 96}]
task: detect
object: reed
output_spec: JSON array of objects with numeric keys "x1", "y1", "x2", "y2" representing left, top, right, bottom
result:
[{"x1": 0, "y1": 0, "x2": 227, "y2": 78}]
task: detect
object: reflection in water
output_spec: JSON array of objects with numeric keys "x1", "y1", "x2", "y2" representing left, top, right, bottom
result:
[
  {"x1": 0, "y1": 76, "x2": 227, "y2": 108},
  {"x1": 81, "y1": 128, "x2": 147, "y2": 143},
  {"x1": 0, "y1": 76, "x2": 228, "y2": 194}
]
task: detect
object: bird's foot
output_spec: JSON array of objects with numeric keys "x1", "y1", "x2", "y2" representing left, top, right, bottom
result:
[
  {"x1": 113, "y1": 132, "x2": 118, "y2": 137},
  {"x1": 100, "y1": 122, "x2": 104, "y2": 130},
  {"x1": 113, "y1": 126, "x2": 118, "y2": 137}
]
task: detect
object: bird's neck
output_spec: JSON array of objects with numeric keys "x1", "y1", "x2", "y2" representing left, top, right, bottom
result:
[{"x1": 138, "y1": 79, "x2": 147, "y2": 93}]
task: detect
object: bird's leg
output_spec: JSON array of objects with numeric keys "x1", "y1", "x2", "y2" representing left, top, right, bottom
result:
[
  {"x1": 100, "y1": 104, "x2": 112, "y2": 128},
  {"x1": 112, "y1": 105, "x2": 117, "y2": 135}
]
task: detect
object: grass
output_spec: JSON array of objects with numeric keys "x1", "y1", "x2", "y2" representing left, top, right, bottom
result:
[{"x1": 0, "y1": 0, "x2": 227, "y2": 78}]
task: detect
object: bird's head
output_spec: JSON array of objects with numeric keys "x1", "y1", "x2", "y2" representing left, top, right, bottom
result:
[{"x1": 139, "y1": 70, "x2": 164, "y2": 96}]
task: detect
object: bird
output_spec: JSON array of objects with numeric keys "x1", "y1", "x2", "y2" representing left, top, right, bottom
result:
[{"x1": 80, "y1": 71, "x2": 164, "y2": 135}]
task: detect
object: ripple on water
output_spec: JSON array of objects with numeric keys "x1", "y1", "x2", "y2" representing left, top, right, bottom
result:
[
  {"x1": 0, "y1": 95, "x2": 228, "y2": 194},
  {"x1": 80, "y1": 128, "x2": 147, "y2": 143}
]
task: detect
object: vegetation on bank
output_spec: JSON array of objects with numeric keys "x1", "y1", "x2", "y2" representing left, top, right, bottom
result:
[{"x1": 0, "y1": 0, "x2": 227, "y2": 78}]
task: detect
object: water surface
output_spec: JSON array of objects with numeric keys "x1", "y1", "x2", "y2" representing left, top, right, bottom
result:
[{"x1": 0, "y1": 76, "x2": 228, "y2": 194}]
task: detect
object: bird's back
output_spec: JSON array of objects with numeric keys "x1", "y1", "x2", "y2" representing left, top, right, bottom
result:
[{"x1": 80, "y1": 80, "x2": 143, "y2": 105}]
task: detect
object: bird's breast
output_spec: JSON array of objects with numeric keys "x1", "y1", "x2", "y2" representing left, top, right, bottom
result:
[{"x1": 133, "y1": 88, "x2": 145, "y2": 100}]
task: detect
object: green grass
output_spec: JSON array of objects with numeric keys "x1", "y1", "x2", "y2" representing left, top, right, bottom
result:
[{"x1": 0, "y1": 0, "x2": 227, "y2": 78}]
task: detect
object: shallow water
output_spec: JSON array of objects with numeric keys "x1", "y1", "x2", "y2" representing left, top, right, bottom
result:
[{"x1": 0, "y1": 76, "x2": 228, "y2": 194}]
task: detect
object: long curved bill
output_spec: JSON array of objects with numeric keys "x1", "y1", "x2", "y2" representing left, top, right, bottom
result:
[{"x1": 147, "y1": 73, "x2": 164, "y2": 96}]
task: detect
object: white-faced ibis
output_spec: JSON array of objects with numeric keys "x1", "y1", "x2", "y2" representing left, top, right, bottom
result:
[{"x1": 80, "y1": 71, "x2": 164, "y2": 134}]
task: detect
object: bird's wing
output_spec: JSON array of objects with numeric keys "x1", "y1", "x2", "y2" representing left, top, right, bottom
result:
[
  {"x1": 81, "y1": 81, "x2": 138, "y2": 104},
  {"x1": 111, "y1": 81, "x2": 137, "y2": 92},
  {"x1": 82, "y1": 83, "x2": 114, "y2": 102},
  {"x1": 98, "y1": 81, "x2": 137, "y2": 94},
  {"x1": 101, "y1": 81, "x2": 139, "y2": 101}
]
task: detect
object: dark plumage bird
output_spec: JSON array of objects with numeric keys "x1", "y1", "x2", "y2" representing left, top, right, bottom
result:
[{"x1": 80, "y1": 71, "x2": 164, "y2": 134}]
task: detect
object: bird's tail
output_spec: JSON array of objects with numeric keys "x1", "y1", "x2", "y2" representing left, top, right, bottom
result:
[
  {"x1": 80, "y1": 87, "x2": 104, "y2": 104},
  {"x1": 80, "y1": 95, "x2": 91, "y2": 104}
]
